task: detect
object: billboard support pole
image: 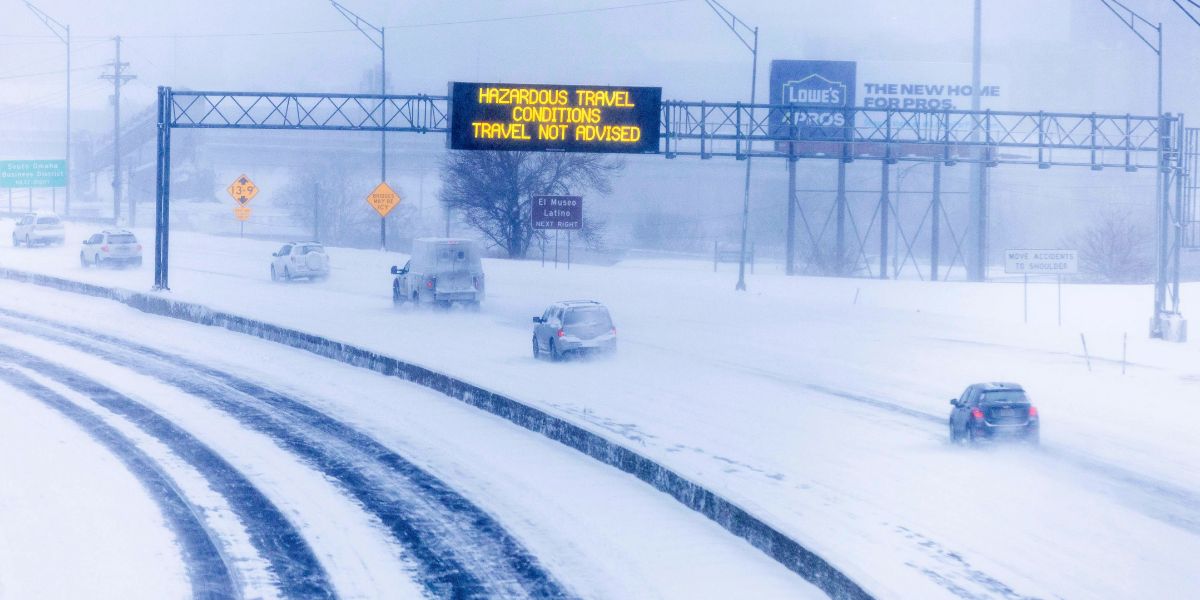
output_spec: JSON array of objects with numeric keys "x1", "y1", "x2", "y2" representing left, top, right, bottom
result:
[
  {"x1": 879, "y1": 162, "x2": 889, "y2": 279},
  {"x1": 836, "y1": 160, "x2": 847, "y2": 275},
  {"x1": 786, "y1": 147, "x2": 797, "y2": 276},
  {"x1": 931, "y1": 161, "x2": 942, "y2": 281}
]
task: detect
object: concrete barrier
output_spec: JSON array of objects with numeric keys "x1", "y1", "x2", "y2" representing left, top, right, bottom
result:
[{"x1": 0, "y1": 267, "x2": 872, "y2": 599}]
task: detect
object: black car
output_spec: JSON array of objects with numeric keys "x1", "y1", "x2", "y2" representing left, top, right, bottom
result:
[{"x1": 949, "y1": 382, "x2": 1039, "y2": 445}]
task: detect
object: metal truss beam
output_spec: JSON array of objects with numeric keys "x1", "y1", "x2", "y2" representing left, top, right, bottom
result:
[
  {"x1": 167, "y1": 90, "x2": 449, "y2": 133},
  {"x1": 661, "y1": 101, "x2": 1176, "y2": 169}
]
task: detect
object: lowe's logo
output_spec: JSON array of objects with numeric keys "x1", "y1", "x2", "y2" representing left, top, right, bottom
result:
[{"x1": 783, "y1": 74, "x2": 847, "y2": 106}]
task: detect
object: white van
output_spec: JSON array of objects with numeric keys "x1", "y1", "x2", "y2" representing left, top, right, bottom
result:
[{"x1": 391, "y1": 238, "x2": 485, "y2": 308}]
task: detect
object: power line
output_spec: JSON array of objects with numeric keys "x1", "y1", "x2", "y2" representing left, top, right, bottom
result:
[
  {"x1": 0, "y1": 0, "x2": 688, "y2": 41},
  {"x1": 0, "y1": 62, "x2": 107, "y2": 81}
]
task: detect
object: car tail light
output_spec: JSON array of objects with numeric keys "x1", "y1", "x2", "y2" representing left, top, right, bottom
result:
[
  {"x1": 557, "y1": 329, "x2": 565, "y2": 337},
  {"x1": 473, "y1": 276, "x2": 481, "y2": 290},
  {"x1": 1028, "y1": 406, "x2": 1038, "y2": 418},
  {"x1": 611, "y1": 327, "x2": 617, "y2": 335},
  {"x1": 426, "y1": 279, "x2": 434, "y2": 289},
  {"x1": 101, "y1": 245, "x2": 109, "y2": 253},
  {"x1": 971, "y1": 408, "x2": 984, "y2": 420},
  {"x1": 135, "y1": 244, "x2": 142, "y2": 251}
]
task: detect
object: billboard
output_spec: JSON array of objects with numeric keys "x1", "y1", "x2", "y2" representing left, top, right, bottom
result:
[
  {"x1": 449, "y1": 82, "x2": 661, "y2": 154},
  {"x1": 769, "y1": 59, "x2": 1008, "y2": 158},
  {"x1": 769, "y1": 60, "x2": 856, "y2": 143},
  {"x1": 532, "y1": 195, "x2": 582, "y2": 230}
]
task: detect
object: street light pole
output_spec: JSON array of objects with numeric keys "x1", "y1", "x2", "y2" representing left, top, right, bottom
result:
[
  {"x1": 330, "y1": 1, "x2": 388, "y2": 249},
  {"x1": 703, "y1": 0, "x2": 759, "y2": 291},
  {"x1": 1097, "y1": 0, "x2": 1169, "y2": 335},
  {"x1": 24, "y1": 2, "x2": 70, "y2": 217}
]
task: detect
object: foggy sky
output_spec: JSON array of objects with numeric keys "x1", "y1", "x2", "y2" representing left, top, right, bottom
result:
[{"x1": 4, "y1": 0, "x2": 1200, "y2": 122}]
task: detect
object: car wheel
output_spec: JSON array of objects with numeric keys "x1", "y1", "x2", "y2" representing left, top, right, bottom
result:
[
  {"x1": 270, "y1": 265, "x2": 278, "y2": 282},
  {"x1": 25, "y1": 235, "x2": 32, "y2": 247},
  {"x1": 392, "y1": 282, "x2": 403, "y2": 306},
  {"x1": 1026, "y1": 429, "x2": 1040, "y2": 446},
  {"x1": 80, "y1": 252, "x2": 88, "y2": 268},
  {"x1": 965, "y1": 426, "x2": 978, "y2": 445},
  {"x1": 549, "y1": 338, "x2": 562, "y2": 362},
  {"x1": 532, "y1": 336, "x2": 541, "y2": 359},
  {"x1": 11, "y1": 234, "x2": 18, "y2": 247},
  {"x1": 283, "y1": 266, "x2": 292, "y2": 281}
]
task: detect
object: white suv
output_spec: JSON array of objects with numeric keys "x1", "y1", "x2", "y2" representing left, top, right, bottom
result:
[
  {"x1": 12, "y1": 212, "x2": 65, "y2": 247},
  {"x1": 80, "y1": 230, "x2": 142, "y2": 268},
  {"x1": 270, "y1": 241, "x2": 330, "y2": 281}
]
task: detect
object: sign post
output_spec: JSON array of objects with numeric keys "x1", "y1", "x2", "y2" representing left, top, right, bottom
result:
[
  {"x1": 532, "y1": 195, "x2": 583, "y2": 269},
  {"x1": 1004, "y1": 249, "x2": 1078, "y2": 326}
]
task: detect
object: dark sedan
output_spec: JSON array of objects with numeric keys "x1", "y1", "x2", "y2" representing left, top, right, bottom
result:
[{"x1": 949, "y1": 382, "x2": 1039, "y2": 445}]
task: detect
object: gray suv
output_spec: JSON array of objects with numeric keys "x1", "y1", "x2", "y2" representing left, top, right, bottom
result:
[{"x1": 532, "y1": 300, "x2": 617, "y2": 360}]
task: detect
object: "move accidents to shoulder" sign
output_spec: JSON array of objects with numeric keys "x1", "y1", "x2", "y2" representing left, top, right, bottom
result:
[{"x1": 1005, "y1": 249, "x2": 1078, "y2": 274}]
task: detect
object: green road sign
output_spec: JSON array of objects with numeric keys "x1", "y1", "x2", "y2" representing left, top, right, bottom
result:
[{"x1": 0, "y1": 160, "x2": 66, "y2": 188}]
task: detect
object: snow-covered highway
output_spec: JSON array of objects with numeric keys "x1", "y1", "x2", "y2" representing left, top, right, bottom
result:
[
  {"x1": 0, "y1": 276, "x2": 814, "y2": 599},
  {"x1": 2, "y1": 221, "x2": 1200, "y2": 598}
]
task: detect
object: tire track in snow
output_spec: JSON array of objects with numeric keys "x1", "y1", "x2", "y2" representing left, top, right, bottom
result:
[
  {"x1": 0, "y1": 311, "x2": 571, "y2": 599},
  {"x1": 656, "y1": 342, "x2": 1200, "y2": 536},
  {"x1": 0, "y1": 366, "x2": 239, "y2": 600},
  {"x1": 0, "y1": 344, "x2": 336, "y2": 599}
]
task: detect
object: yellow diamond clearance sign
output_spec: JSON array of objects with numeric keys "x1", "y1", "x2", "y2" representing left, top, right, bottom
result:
[
  {"x1": 366, "y1": 182, "x2": 401, "y2": 218},
  {"x1": 226, "y1": 174, "x2": 259, "y2": 206}
]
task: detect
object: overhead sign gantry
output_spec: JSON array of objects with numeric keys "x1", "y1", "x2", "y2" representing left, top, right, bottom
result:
[{"x1": 153, "y1": 85, "x2": 1188, "y2": 339}]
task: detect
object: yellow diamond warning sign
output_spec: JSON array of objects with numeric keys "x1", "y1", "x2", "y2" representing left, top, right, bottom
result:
[
  {"x1": 366, "y1": 182, "x2": 401, "y2": 217},
  {"x1": 227, "y1": 174, "x2": 259, "y2": 206},
  {"x1": 233, "y1": 206, "x2": 251, "y2": 221}
]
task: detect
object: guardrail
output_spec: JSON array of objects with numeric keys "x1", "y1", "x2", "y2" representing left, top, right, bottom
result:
[{"x1": 0, "y1": 267, "x2": 873, "y2": 600}]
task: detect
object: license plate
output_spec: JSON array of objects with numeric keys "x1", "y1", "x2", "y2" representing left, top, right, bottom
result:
[{"x1": 997, "y1": 408, "x2": 1015, "y2": 417}]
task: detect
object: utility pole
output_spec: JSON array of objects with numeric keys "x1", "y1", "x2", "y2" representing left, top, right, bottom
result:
[
  {"x1": 101, "y1": 36, "x2": 135, "y2": 226},
  {"x1": 24, "y1": 2, "x2": 70, "y2": 217},
  {"x1": 967, "y1": 0, "x2": 987, "y2": 281}
]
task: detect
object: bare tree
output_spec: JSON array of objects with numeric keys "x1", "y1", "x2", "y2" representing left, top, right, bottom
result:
[
  {"x1": 439, "y1": 151, "x2": 622, "y2": 258},
  {"x1": 278, "y1": 159, "x2": 415, "y2": 248},
  {"x1": 1065, "y1": 207, "x2": 1154, "y2": 283}
]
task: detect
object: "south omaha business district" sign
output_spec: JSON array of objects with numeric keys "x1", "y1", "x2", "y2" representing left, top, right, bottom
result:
[{"x1": 449, "y1": 82, "x2": 661, "y2": 154}]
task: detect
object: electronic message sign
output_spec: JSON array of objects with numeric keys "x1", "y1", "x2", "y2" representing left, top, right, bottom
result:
[{"x1": 449, "y1": 82, "x2": 661, "y2": 154}]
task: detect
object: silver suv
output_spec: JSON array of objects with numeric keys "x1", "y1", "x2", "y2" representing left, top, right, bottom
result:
[
  {"x1": 80, "y1": 229, "x2": 142, "y2": 268},
  {"x1": 12, "y1": 212, "x2": 65, "y2": 247},
  {"x1": 271, "y1": 241, "x2": 330, "y2": 281},
  {"x1": 532, "y1": 300, "x2": 617, "y2": 360}
]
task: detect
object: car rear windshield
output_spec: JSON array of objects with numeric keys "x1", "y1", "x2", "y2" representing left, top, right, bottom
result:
[
  {"x1": 108, "y1": 234, "x2": 136, "y2": 244},
  {"x1": 36, "y1": 216, "x2": 60, "y2": 225},
  {"x1": 980, "y1": 390, "x2": 1027, "y2": 403},
  {"x1": 564, "y1": 307, "x2": 611, "y2": 327},
  {"x1": 300, "y1": 245, "x2": 324, "y2": 254}
]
